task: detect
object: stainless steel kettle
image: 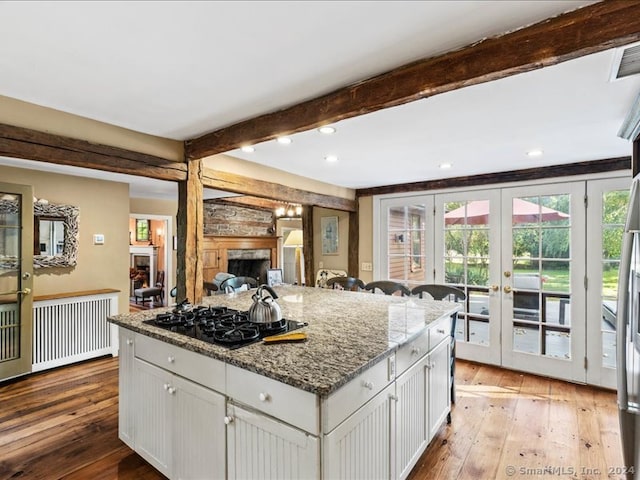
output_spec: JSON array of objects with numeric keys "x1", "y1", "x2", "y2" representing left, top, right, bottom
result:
[{"x1": 248, "y1": 285, "x2": 282, "y2": 323}]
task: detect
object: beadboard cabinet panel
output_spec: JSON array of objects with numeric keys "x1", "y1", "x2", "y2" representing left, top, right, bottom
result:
[{"x1": 226, "y1": 403, "x2": 319, "y2": 480}]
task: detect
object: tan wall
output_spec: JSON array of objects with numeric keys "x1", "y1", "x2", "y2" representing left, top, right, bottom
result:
[
  {"x1": 358, "y1": 196, "x2": 374, "y2": 283},
  {"x1": 0, "y1": 95, "x2": 183, "y2": 161},
  {"x1": 0, "y1": 165, "x2": 131, "y2": 313},
  {"x1": 206, "y1": 154, "x2": 355, "y2": 200},
  {"x1": 313, "y1": 207, "x2": 350, "y2": 277}
]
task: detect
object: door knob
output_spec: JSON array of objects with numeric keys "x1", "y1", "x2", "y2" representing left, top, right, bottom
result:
[
  {"x1": 18, "y1": 288, "x2": 31, "y2": 296},
  {"x1": 490, "y1": 285, "x2": 499, "y2": 292},
  {"x1": 503, "y1": 285, "x2": 512, "y2": 294},
  {"x1": 504, "y1": 271, "x2": 511, "y2": 278}
]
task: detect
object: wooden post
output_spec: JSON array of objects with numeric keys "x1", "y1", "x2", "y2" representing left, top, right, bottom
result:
[
  {"x1": 348, "y1": 204, "x2": 359, "y2": 277},
  {"x1": 302, "y1": 207, "x2": 313, "y2": 287},
  {"x1": 177, "y1": 158, "x2": 204, "y2": 304}
]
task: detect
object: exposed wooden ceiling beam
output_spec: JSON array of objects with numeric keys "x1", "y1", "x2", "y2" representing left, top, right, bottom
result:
[
  {"x1": 186, "y1": 1, "x2": 640, "y2": 160},
  {"x1": 355, "y1": 157, "x2": 631, "y2": 197},
  {"x1": 0, "y1": 123, "x2": 187, "y2": 181},
  {"x1": 202, "y1": 166, "x2": 356, "y2": 212}
]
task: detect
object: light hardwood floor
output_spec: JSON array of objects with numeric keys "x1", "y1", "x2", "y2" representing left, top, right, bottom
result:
[{"x1": 0, "y1": 356, "x2": 624, "y2": 480}]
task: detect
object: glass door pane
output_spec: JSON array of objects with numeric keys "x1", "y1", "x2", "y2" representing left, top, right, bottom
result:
[
  {"x1": 382, "y1": 200, "x2": 432, "y2": 285},
  {"x1": 0, "y1": 183, "x2": 33, "y2": 380}
]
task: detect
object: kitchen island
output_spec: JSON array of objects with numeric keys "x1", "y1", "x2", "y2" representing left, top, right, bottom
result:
[{"x1": 109, "y1": 285, "x2": 459, "y2": 480}]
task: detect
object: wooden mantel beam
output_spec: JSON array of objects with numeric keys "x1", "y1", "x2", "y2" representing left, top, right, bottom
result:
[
  {"x1": 202, "y1": 166, "x2": 356, "y2": 212},
  {"x1": 186, "y1": 1, "x2": 640, "y2": 160}
]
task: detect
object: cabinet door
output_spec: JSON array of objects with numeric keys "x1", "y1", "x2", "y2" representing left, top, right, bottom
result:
[
  {"x1": 173, "y1": 375, "x2": 226, "y2": 480},
  {"x1": 134, "y1": 358, "x2": 172, "y2": 478},
  {"x1": 395, "y1": 355, "x2": 429, "y2": 480},
  {"x1": 226, "y1": 403, "x2": 319, "y2": 480},
  {"x1": 324, "y1": 382, "x2": 395, "y2": 480},
  {"x1": 428, "y1": 340, "x2": 451, "y2": 441},
  {"x1": 118, "y1": 329, "x2": 136, "y2": 449}
]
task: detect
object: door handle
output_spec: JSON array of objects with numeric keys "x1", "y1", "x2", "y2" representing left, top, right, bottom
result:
[
  {"x1": 490, "y1": 285, "x2": 499, "y2": 292},
  {"x1": 0, "y1": 288, "x2": 31, "y2": 296},
  {"x1": 503, "y1": 286, "x2": 512, "y2": 294}
]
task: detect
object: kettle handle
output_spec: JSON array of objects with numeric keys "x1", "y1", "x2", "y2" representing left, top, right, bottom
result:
[{"x1": 259, "y1": 284, "x2": 279, "y2": 300}]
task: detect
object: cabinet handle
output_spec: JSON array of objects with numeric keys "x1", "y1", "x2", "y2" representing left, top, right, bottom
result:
[
  {"x1": 363, "y1": 381, "x2": 374, "y2": 390},
  {"x1": 126, "y1": 339, "x2": 133, "y2": 345},
  {"x1": 258, "y1": 392, "x2": 270, "y2": 402},
  {"x1": 425, "y1": 363, "x2": 433, "y2": 370},
  {"x1": 168, "y1": 356, "x2": 175, "y2": 363},
  {"x1": 388, "y1": 393, "x2": 398, "y2": 402},
  {"x1": 224, "y1": 416, "x2": 234, "y2": 425},
  {"x1": 411, "y1": 347, "x2": 421, "y2": 356},
  {"x1": 168, "y1": 387, "x2": 176, "y2": 395},
  {"x1": 163, "y1": 383, "x2": 170, "y2": 390},
  {"x1": 437, "y1": 329, "x2": 446, "y2": 334}
]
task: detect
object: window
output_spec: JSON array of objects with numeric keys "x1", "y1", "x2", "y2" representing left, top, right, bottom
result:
[{"x1": 136, "y1": 219, "x2": 150, "y2": 242}]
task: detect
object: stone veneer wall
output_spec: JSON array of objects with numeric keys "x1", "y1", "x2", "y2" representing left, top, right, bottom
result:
[{"x1": 203, "y1": 203, "x2": 275, "y2": 236}]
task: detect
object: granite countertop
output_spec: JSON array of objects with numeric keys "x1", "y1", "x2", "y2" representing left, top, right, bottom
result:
[{"x1": 109, "y1": 285, "x2": 459, "y2": 396}]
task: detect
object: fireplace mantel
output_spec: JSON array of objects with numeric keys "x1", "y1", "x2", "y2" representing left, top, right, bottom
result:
[{"x1": 202, "y1": 236, "x2": 278, "y2": 284}]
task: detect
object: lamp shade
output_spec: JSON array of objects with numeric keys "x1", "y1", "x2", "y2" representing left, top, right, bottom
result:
[{"x1": 284, "y1": 229, "x2": 303, "y2": 247}]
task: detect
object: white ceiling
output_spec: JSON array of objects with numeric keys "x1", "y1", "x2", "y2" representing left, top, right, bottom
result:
[{"x1": 1, "y1": 1, "x2": 638, "y2": 197}]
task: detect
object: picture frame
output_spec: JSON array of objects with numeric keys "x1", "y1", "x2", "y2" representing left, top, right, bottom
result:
[
  {"x1": 266, "y1": 268, "x2": 284, "y2": 287},
  {"x1": 321, "y1": 216, "x2": 339, "y2": 255}
]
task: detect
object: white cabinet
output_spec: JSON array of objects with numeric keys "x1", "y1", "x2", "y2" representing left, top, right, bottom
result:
[
  {"x1": 118, "y1": 329, "x2": 136, "y2": 449},
  {"x1": 134, "y1": 358, "x2": 226, "y2": 480},
  {"x1": 395, "y1": 354, "x2": 429, "y2": 480},
  {"x1": 226, "y1": 402, "x2": 319, "y2": 480},
  {"x1": 323, "y1": 382, "x2": 395, "y2": 480},
  {"x1": 134, "y1": 358, "x2": 172, "y2": 477},
  {"x1": 395, "y1": 335, "x2": 451, "y2": 480},
  {"x1": 428, "y1": 339, "x2": 451, "y2": 441}
]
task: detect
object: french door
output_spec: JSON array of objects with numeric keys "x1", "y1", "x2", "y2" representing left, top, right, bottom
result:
[
  {"x1": 500, "y1": 183, "x2": 585, "y2": 382},
  {"x1": 0, "y1": 182, "x2": 33, "y2": 380},
  {"x1": 379, "y1": 175, "x2": 629, "y2": 386},
  {"x1": 434, "y1": 190, "x2": 502, "y2": 366}
]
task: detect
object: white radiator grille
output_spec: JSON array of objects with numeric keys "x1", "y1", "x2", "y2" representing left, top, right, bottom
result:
[
  {"x1": 0, "y1": 304, "x2": 19, "y2": 363},
  {"x1": 32, "y1": 293, "x2": 118, "y2": 371}
]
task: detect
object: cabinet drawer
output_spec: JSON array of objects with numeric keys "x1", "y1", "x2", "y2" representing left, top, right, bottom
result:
[
  {"x1": 226, "y1": 364, "x2": 319, "y2": 435},
  {"x1": 396, "y1": 328, "x2": 430, "y2": 375},
  {"x1": 429, "y1": 315, "x2": 451, "y2": 349},
  {"x1": 322, "y1": 357, "x2": 393, "y2": 433},
  {"x1": 135, "y1": 335, "x2": 225, "y2": 393}
]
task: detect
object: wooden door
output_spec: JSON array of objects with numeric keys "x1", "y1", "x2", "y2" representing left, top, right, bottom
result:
[{"x1": 0, "y1": 182, "x2": 33, "y2": 381}]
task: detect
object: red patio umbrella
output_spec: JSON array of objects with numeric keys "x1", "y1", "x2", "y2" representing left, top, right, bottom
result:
[{"x1": 444, "y1": 198, "x2": 569, "y2": 225}]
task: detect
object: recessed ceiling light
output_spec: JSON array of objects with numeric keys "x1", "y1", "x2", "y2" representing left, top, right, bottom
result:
[
  {"x1": 325, "y1": 155, "x2": 338, "y2": 163},
  {"x1": 439, "y1": 162, "x2": 452, "y2": 169},
  {"x1": 318, "y1": 126, "x2": 336, "y2": 135},
  {"x1": 277, "y1": 136, "x2": 292, "y2": 145},
  {"x1": 241, "y1": 146, "x2": 255, "y2": 153},
  {"x1": 527, "y1": 149, "x2": 543, "y2": 157}
]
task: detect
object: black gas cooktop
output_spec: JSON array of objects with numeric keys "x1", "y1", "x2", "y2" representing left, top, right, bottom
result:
[{"x1": 143, "y1": 305, "x2": 305, "y2": 350}]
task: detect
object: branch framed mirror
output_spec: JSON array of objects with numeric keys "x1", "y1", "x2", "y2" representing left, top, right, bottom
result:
[{"x1": 0, "y1": 198, "x2": 79, "y2": 269}]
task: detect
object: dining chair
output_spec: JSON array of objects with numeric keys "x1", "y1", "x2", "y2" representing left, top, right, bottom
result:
[
  {"x1": 203, "y1": 281, "x2": 218, "y2": 296},
  {"x1": 219, "y1": 276, "x2": 258, "y2": 293},
  {"x1": 364, "y1": 280, "x2": 411, "y2": 296},
  {"x1": 326, "y1": 276, "x2": 366, "y2": 291},
  {"x1": 411, "y1": 284, "x2": 466, "y2": 417}
]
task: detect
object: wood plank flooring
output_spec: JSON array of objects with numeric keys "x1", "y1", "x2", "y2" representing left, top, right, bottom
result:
[{"x1": 0, "y1": 356, "x2": 624, "y2": 480}]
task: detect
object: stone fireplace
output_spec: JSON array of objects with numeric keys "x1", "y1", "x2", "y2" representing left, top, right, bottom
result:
[{"x1": 202, "y1": 236, "x2": 278, "y2": 286}]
